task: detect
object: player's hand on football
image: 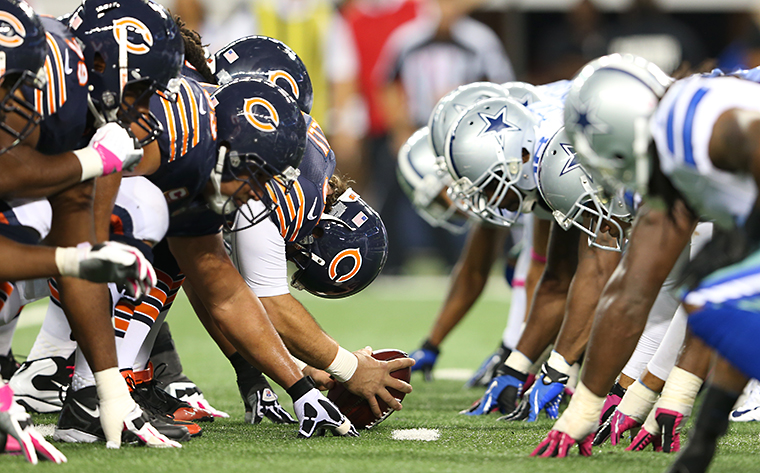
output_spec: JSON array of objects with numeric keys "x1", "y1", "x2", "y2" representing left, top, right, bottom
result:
[
  {"x1": 288, "y1": 377, "x2": 358, "y2": 438},
  {"x1": 463, "y1": 372, "x2": 523, "y2": 416},
  {"x1": 0, "y1": 383, "x2": 67, "y2": 464},
  {"x1": 56, "y1": 241, "x2": 157, "y2": 299},
  {"x1": 409, "y1": 341, "x2": 439, "y2": 382},
  {"x1": 344, "y1": 347, "x2": 414, "y2": 419}
]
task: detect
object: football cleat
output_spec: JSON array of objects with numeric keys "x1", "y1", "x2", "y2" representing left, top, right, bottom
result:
[
  {"x1": 54, "y1": 385, "x2": 190, "y2": 444},
  {"x1": 9, "y1": 355, "x2": 74, "y2": 413},
  {"x1": 729, "y1": 379, "x2": 760, "y2": 422},
  {"x1": 164, "y1": 381, "x2": 229, "y2": 419},
  {"x1": 0, "y1": 349, "x2": 20, "y2": 380},
  {"x1": 126, "y1": 364, "x2": 214, "y2": 424}
]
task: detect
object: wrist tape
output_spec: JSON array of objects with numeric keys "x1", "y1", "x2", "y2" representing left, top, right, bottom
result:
[
  {"x1": 325, "y1": 346, "x2": 358, "y2": 383},
  {"x1": 73, "y1": 147, "x2": 104, "y2": 182}
]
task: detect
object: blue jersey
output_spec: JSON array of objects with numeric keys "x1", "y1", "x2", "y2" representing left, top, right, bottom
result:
[
  {"x1": 21, "y1": 16, "x2": 89, "y2": 155},
  {"x1": 266, "y1": 113, "x2": 336, "y2": 243},
  {"x1": 146, "y1": 74, "x2": 217, "y2": 227}
]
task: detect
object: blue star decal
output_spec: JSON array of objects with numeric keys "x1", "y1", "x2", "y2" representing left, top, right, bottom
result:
[
  {"x1": 478, "y1": 106, "x2": 520, "y2": 141},
  {"x1": 570, "y1": 98, "x2": 609, "y2": 142}
]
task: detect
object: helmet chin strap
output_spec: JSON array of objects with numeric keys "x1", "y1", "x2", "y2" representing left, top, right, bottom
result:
[
  {"x1": 207, "y1": 145, "x2": 234, "y2": 215},
  {"x1": 117, "y1": 21, "x2": 128, "y2": 106},
  {"x1": 633, "y1": 117, "x2": 651, "y2": 196}
]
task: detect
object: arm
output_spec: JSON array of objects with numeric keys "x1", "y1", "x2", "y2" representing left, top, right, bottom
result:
[
  {"x1": 167, "y1": 233, "x2": 303, "y2": 389},
  {"x1": 580, "y1": 201, "x2": 697, "y2": 397}
]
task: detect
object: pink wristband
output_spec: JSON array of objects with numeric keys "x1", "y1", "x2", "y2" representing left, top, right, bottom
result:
[{"x1": 531, "y1": 248, "x2": 547, "y2": 263}]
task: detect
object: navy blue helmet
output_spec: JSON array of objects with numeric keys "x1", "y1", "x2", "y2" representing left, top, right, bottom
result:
[
  {"x1": 213, "y1": 35, "x2": 313, "y2": 114},
  {"x1": 211, "y1": 77, "x2": 306, "y2": 230},
  {"x1": 68, "y1": 0, "x2": 184, "y2": 146},
  {"x1": 0, "y1": 0, "x2": 47, "y2": 153},
  {"x1": 287, "y1": 188, "x2": 388, "y2": 298}
]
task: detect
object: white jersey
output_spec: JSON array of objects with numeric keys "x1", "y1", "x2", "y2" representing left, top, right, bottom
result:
[
  {"x1": 651, "y1": 75, "x2": 759, "y2": 229},
  {"x1": 537, "y1": 80, "x2": 571, "y2": 105}
]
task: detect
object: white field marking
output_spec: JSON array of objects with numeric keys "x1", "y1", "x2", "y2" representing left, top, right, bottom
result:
[
  {"x1": 433, "y1": 368, "x2": 474, "y2": 381},
  {"x1": 392, "y1": 428, "x2": 440, "y2": 441},
  {"x1": 34, "y1": 424, "x2": 56, "y2": 438},
  {"x1": 16, "y1": 302, "x2": 47, "y2": 328}
]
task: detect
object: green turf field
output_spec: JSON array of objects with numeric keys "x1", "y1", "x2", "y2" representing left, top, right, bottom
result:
[{"x1": 6, "y1": 275, "x2": 759, "y2": 472}]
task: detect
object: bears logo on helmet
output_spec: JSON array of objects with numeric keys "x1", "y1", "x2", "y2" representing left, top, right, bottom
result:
[
  {"x1": 112, "y1": 17, "x2": 153, "y2": 55},
  {"x1": 328, "y1": 248, "x2": 362, "y2": 283},
  {"x1": 243, "y1": 97, "x2": 279, "y2": 132},
  {"x1": 0, "y1": 11, "x2": 26, "y2": 48}
]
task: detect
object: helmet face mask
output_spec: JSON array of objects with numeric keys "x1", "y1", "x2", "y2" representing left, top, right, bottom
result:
[
  {"x1": 444, "y1": 96, "x2": 538, "y2": 227},
  {"x1": 396, "y1": 126, "x2": 470, "y2": 234},
  {"x1": 69, "y1": 0, "x2": 184, "y2": 146},
  {"x1": 0, "y1": 0, "x2": 48, "y2": 153}
]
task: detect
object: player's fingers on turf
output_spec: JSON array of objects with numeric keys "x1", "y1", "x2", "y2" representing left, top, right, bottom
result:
[{"x1": 530, "y1": 435, "x2": 552, "y2": 457}]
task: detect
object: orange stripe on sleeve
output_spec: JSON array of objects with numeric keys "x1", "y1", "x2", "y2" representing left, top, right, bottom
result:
[
  {"x1": 46, "y1": 34, "x2": 66, "y2": 107},
  {"x1": 266, "y1": 183, "x2": 288, "y2": 238},
  {"x1": 176, "y1": 83, "x2": 190, "y2": 156},
  {"x1": 160, "y1": 98, "x2": 177, "y2": 161},
  {"x1": 183, "y1": 79, "x2": 200, "y2": 147},
  {"x1": 289, "y1": 181, "x2": 306, "y2": 242}
]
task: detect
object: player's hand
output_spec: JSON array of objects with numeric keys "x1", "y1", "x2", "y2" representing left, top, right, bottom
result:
[
  {"x1": 594, "y1": 409, "x2": 642, "y2": 446},
  {"x1": 463, "y1": 372, "x2": 523, "y2": 416},
  {"x1": 627, "y1": 425, "x2": 662, "y2": 452},
  {"x1": 289, "y1": 377, "x2": 359, "y2": 438},
  {"x1": 121, "y1": 404, "x2": 182, "y2": 448},
  {"x1": 526, "y1": 363, "x2": 567, "y2": 422},
  {"x1": 0, "y1": 383, "x2": 67, "y2": 464},
  {"x1": 56, "y1": 241, "x2": 157, "y2": 299},
  {"x1": 599, "y1": 382, "x2": 625, "y2": 426},
  {"x1": 531, "y1": 429, "x2": 593, "y2": 458},
  {"x1": 409, "y1": 341, "x2": 439, "y2": 382},
  {"x1": 89, "y1": 122, "x2": 143, "y2": 175},
  {"x1": 247, "y1": 386, "x2": 296, "y2": 425},
  {"x1": 344, "y1": 348, "x2": 414, "y2": 418},
  {"x1": 301, "y1": 366, "x2": 335, "y2": 391},
  {"x1": 628, "y1": 408, "x2": 685, "y2": 453}
]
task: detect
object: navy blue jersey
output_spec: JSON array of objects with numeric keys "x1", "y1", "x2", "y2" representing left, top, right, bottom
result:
[
  {"x1": 146, "y1": 74, "x2": 217, "y2": 221},
  {"x1": 266, "y1": 113, "x2": 336, "y2": 243},
  {"x1": 181, "y1": 61, "x2": 207, "y2": 84},
  {"x1": 21, "y1": 16, "x2": 89, "y2": 155}
]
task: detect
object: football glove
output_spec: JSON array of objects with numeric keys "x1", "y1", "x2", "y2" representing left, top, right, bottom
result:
[
  {"x1": 0, "y1": 383, "x2": 67, "y2": 464},
  {"x1": 56, "y1": 241, "x2": 157, "y2": 299},
  {"x1": 531, "y1": 430, "x2": 593, "y2": 458},
  {"x1": 598, "y1": 381, "x2": 626, "y2": 426},
  {"x1": 627, "y1": 408, "x2": 686, "y2": 453},
  {"x1": 288, "y1": 377, "x2": 358, "y2": 438},
  {"x1": 409, "y1": 340, "x2": 439, "y2": 382},
  {"x1": 463, "y1": 366, "x2": 526, "y2": 416},
  {"x1": 464, "y1": 344, "x2": 511, "y2": 388},
  {"x1": 595, "y1": 409, "x2": 642, "y2": 446},
  {"x1": 121, "y1": 403, "x2": 183, "y2": 448},
  {"x1": 74, "y1": 122, "x2": 143, "y2": 180},
  {"x1": 244, "y1": 383, "x2": 296, "y2": 425}
]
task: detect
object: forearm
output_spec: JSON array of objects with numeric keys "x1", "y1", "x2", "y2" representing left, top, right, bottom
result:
[
  {"x1": 0, "y1": 236, "x2": 58, "y2": 280},
  {"x1": 261, "y1": 293, "x2": 339, "y2": 369},
  {"x1": 92, "y1": 172, "x2": 122, "y2": 242},
  {"x1": 429, "y1": 224, "x2": 506, "y2": 346},
  {"x1": 554, "y1": 233, "x2": 622, "y2": 364},
  {"x1": 0, "y1": 149, "x2": 83, "y2": 199},
  {"x1": 183, "y1": 280, "x2": 237, "y2": 357}
]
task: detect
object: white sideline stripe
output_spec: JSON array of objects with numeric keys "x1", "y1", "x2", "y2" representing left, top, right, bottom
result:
[
  {"x1": 35, "y1": 423, "x2": 56, "y2": 438},
  {"x1": 433, "y1": 368, "x2": 474, "y2": 381},
  {"x1": 16, "y1": 303, "x2": 47, "y2": 328},
  {"x1": 392, "y1": 428, "x2": 440, "y2": 441}
]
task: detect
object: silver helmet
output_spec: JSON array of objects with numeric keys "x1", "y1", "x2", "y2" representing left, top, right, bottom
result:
[
  {"x1": 501, "y1": 81, "x2": 545, "y2": 107},
  {"x1": 536, "y1": 127, "x2": 631, "y2": 252},
  {"x1": 428, "y1": 82, "x2": 510, "y2": 158},
  {"x1": 397, "y1": 127, "x2": 470, "y2": 234},
  {"x1": 444, "y1": 96, "x2": 539, "y2": 227},
  {"x1": 564, "y1": 54, "x2": 672, "y2": 195}
]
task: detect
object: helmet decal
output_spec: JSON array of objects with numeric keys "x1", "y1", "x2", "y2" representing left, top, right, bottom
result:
[
  {"x1": 0, "y1": 11, "x2": 26, "y2": 48},
  {"x1": 112, "y1": 17, "x2": 153, "y2": 55},
  {"x1": 328, "y1": 248, "x2": 362, "y2": 283},
  {"x1": 268, "y1": 70, "x2": 299, "y2": 99},
  {"x1": 558, "y1": 143, "x2": 580, "y2": 176},
  {"x1": 243, "y1": 96, "x2": 279, "y2": 132},
  {"x1": 478, "y1": 106, "x2": 521, "y2": 142}
]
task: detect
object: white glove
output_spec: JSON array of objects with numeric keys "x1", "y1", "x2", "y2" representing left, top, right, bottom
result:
[
  {"x1": 74, "y1": 123, "x2": 143, "y2": 181},
  {"x1": 288, "y1": 377, "x2": 358, "y2": 438},
  {"x1": 55, "y1": 241, "x2": 157, "y2": 299},
  {"x1": 0, "y1": 382, "x2": 67, "y2": 464}
]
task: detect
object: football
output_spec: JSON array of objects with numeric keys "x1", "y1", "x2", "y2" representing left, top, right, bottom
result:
[{"x1": 327, "y1": 349, "x2": 412, "y2": 429}]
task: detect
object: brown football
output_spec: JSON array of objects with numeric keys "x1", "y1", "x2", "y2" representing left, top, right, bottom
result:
[{"x1": 326, "y1": 349, "x2": 412, "y2": 429}]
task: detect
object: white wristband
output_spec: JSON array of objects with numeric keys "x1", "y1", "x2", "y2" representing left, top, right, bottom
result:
[
  {"x1": 55, "y1": 247, "x2": 81, "y2": 278},
  {"x1": 505, "y1": 350, "x2": 533, "y2": 374},
  {"x1": 73, "y1": 147, "x2": 104, "y2": 181},
  {"x1": 553, "y1": 381, "x2": 606, "y2": 440},
  {"x1": 547, "y1": 350, "x2": 572, "y2": 375},
  {"x1": 325, "y1": 346, "x2": 358, "y2": 383}
]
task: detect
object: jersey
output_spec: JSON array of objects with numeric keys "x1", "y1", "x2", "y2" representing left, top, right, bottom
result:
[
  {"x1": 265, "y1": 113, "x2": 336, "y2": 243},
  {"x1": 651, "y1": 75, "x2": 760, "y2": 229},
  {"x1": 145, "y1": 74, "x2": 218, "y2": 235},
  {"x1": 21, "y1": 16, "x2": 89, "y2": 155}
]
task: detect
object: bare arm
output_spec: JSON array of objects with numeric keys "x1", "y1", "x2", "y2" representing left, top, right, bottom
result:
[
  {"x1": 0, "y1": 146, "x2": 85, "y2": 199},
  {"x1": 427, "y1": 223, "x2": 508, "y2": 347},
  {"x1": 580, "y1": 201, "x2": 697, "y2": 397},
  {"x1": 167, "y1": 233, "x2": 303, "y2": 389}
]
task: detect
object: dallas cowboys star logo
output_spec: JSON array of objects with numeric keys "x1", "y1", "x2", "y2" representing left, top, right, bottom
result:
[
  {"x1": 559, "y1": 143, "x2": 581, "y2": 176},
  {"x1": 477, "y1": 106, "x2": 520, "y2": 145},
  {"x1": 569, "y1": 97, "x2": 609, "y2": 143}
]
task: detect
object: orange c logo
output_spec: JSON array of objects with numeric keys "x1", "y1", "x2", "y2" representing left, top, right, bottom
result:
[
  {"x1": 243, "y1": 97, "x2": 279, "y2": 132},
  {"x1": 0, "y1": 12, "x2": 26, "y2": 48},
  {"x1": 113, "y1": 17, "x2": 153, "y2": 55},
  {"x1": 328, "y1": 248, "x2": 363, "y2": 283},
  {"x1": 268, "y1": 70, "x2": 299, "y2": 100}
]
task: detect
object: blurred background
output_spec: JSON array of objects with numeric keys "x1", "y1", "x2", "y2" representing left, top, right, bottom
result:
[{"x1": 33, "y1": 0, "x2": 760, "y2": 275}]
